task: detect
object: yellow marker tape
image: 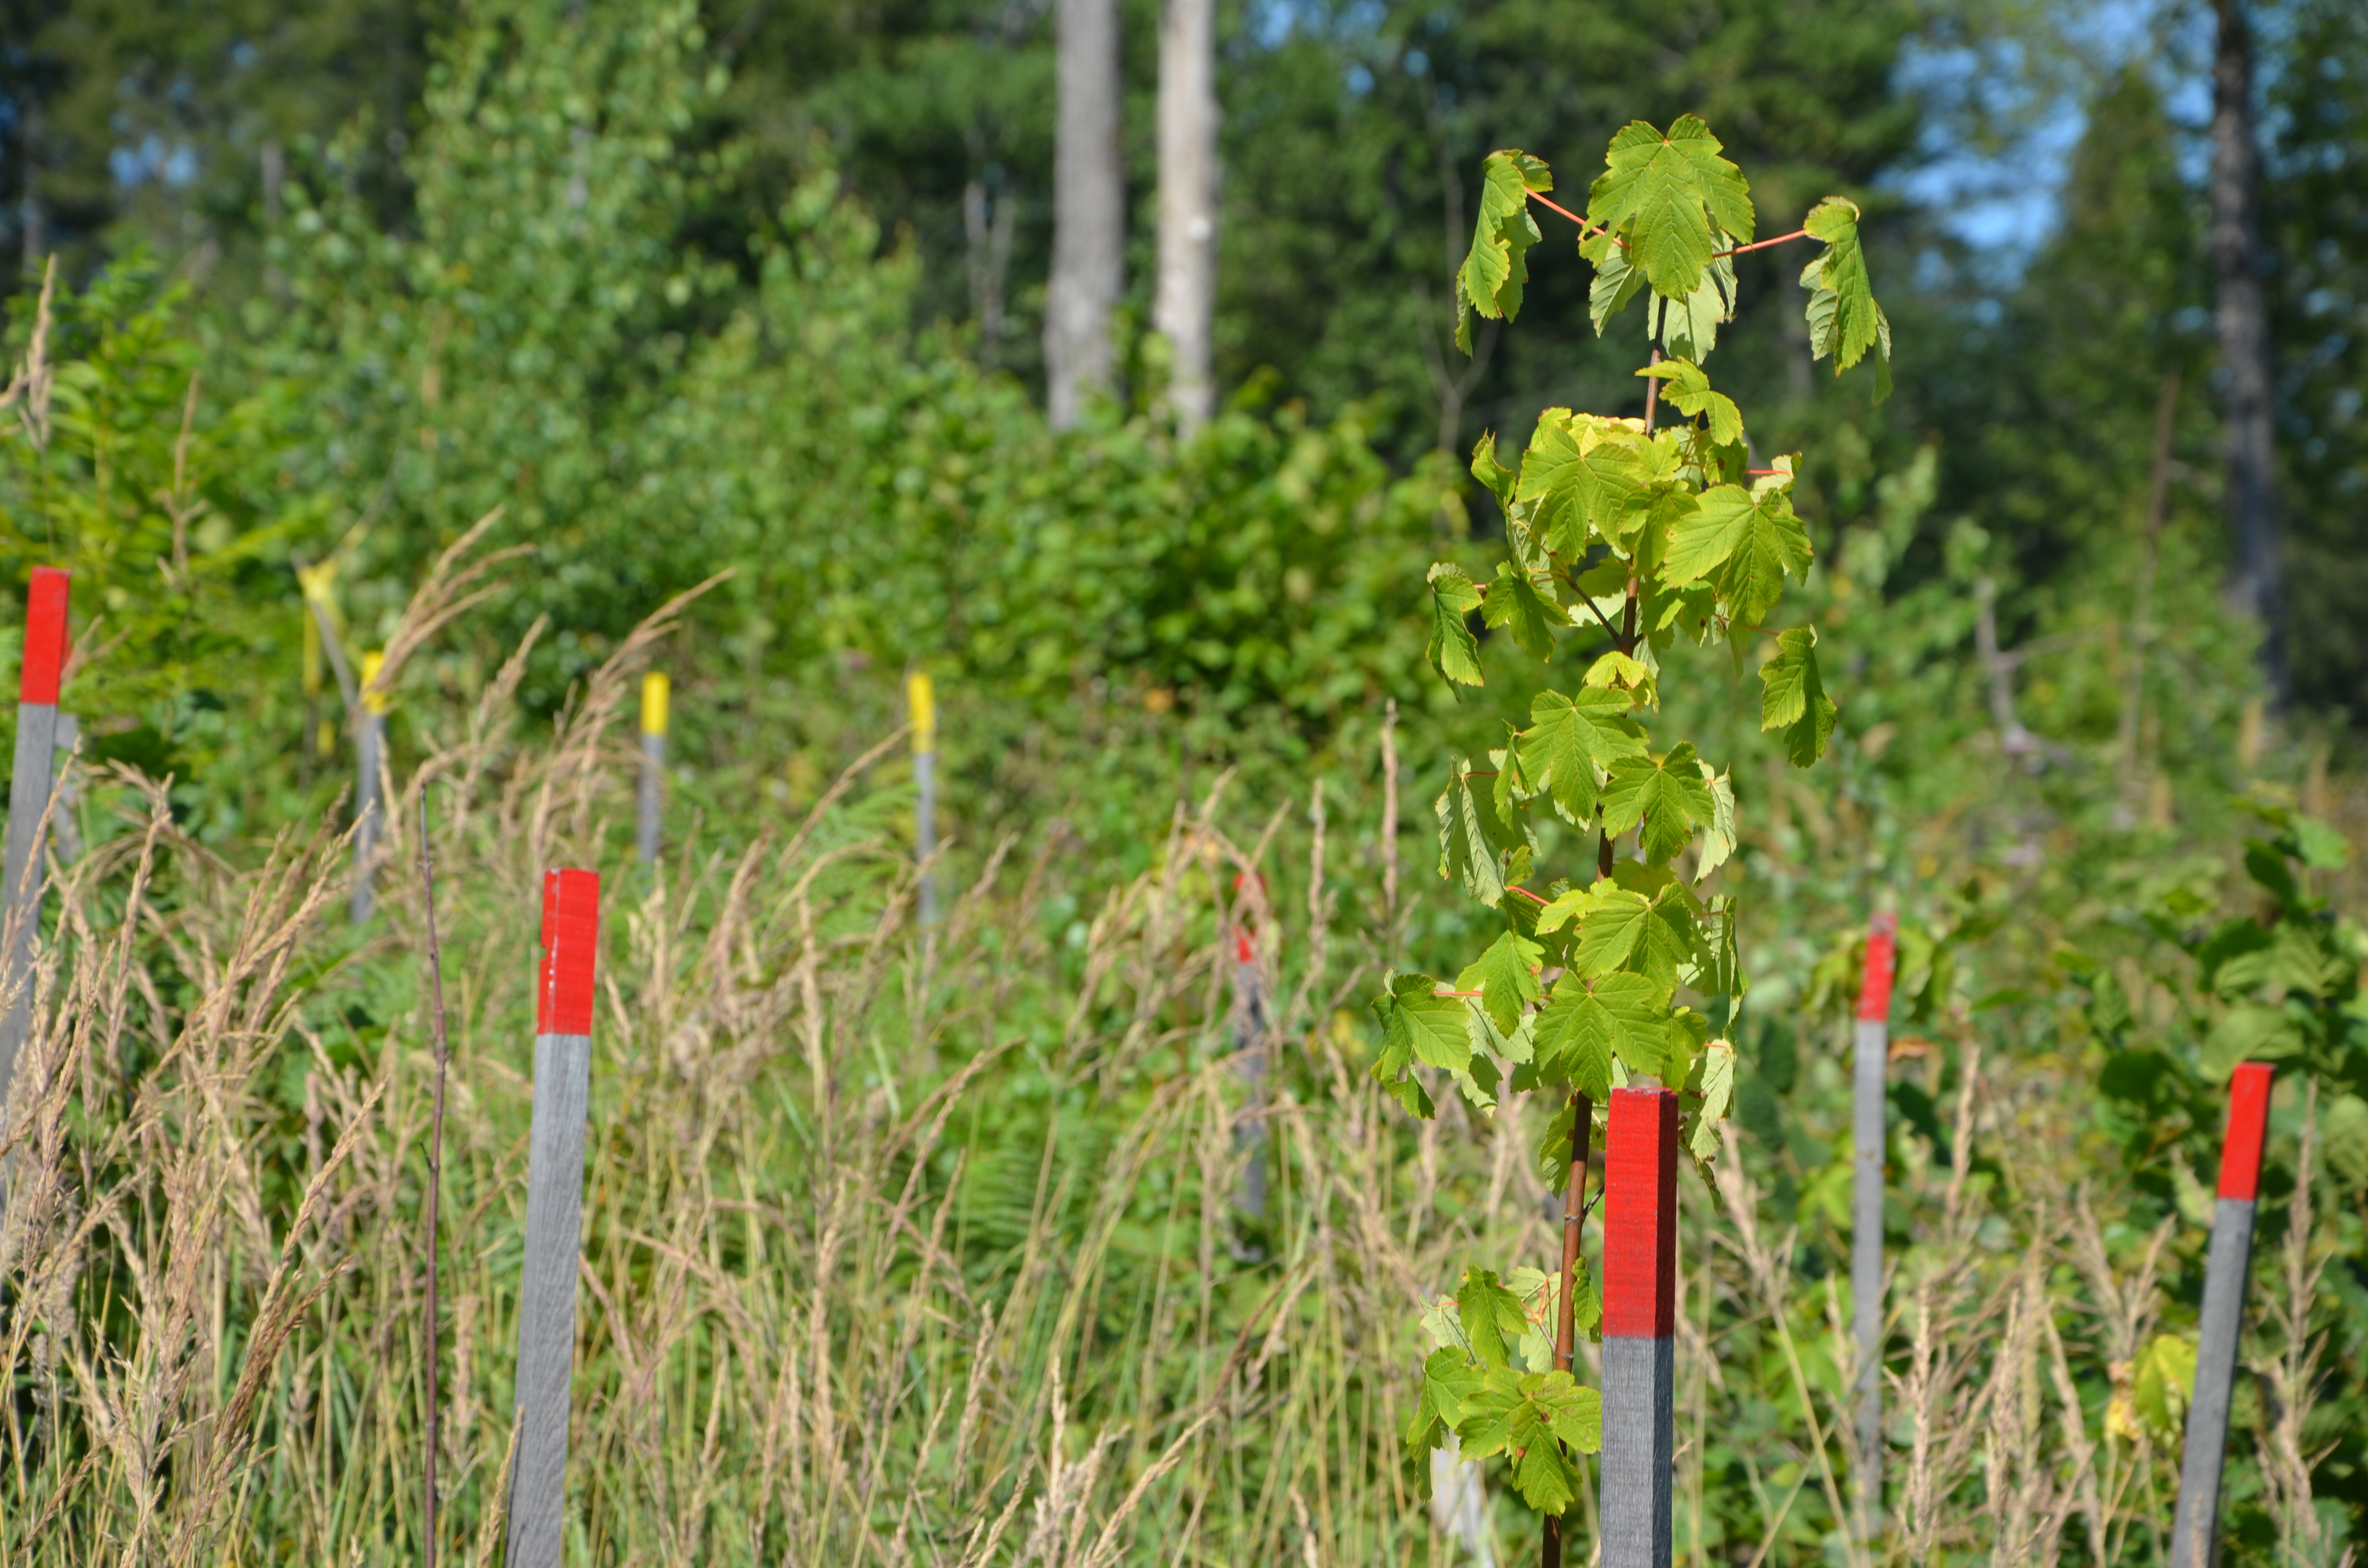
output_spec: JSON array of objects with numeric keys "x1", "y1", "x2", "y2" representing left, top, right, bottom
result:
[
  {"x1": 907, "y1": 671, "x2": 936, "y2": 755},
  {"x1": 359, "y1": 650, "x2": 391, "y2": 716},
  {"x1": 641, "y1": 671, "x2": 670, "y2": 737}
]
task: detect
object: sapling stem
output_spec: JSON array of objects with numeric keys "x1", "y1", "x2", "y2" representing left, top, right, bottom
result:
[
  {"x1": 1542, "y1": 1090, "x2": 1598, "y2": 1568},
  {"x1": 418, "y1": 790, "x2": 454, "y2": 1568}
]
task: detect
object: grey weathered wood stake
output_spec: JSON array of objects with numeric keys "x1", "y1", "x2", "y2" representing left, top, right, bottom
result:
[
  {"x1": 2170, "y1": 1061, "x2": 2273, "y2": 1568},
  {"x1": 1852, "y1": 912, "x2": 1896, "y2": 1538},
  {"x1": 1229, "y1": 915, "x2": 1268, "y2": 1222},
  {"x1": 349, "y1": 650, "x2": 388, "y2": 927},
  {"x1": 49, "y1": 712, "x2": 78, "y2": 865},
  {"x1": 507, "y1": 868, "x2": 601, "y2": 1568},
  {"x1": 0, "y1": 567, "x2": 69, "y2": 1126},
  {"x1": 1602, "y1": 1086, "x2": 1677, "y2": 1568}
]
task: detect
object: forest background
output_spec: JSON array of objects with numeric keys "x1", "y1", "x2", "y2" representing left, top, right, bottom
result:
[{"x1": 0, "y1": 0, "x2": 2366, "y2": 1564}]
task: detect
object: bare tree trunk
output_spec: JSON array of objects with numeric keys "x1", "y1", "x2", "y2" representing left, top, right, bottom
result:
[
  {"x1": 2210, "y1": 0, "x2": 2286, "y2": 699},
  {"x1": 1155, "y1": 0, "x2": 1219, "y2": 432},
  {"x1": 1045, "y1": 0, "x2": 1124, "y2": 430}
]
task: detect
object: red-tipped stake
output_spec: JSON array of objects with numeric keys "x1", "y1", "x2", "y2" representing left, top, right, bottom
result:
[
  {"x1": 1231, "y1": 874, "x2": 1270, "y2": 1228},
  {"x1": 507, "y1": 870, "x2": 600, "y2": 1568},
  {"x1": 1602, "y1": 1087, "x2": 1678, "y2": 1568},
  {"x1": 1851, "y1": 912, "x2": 1898, "y2": 1537},
  {"x1": 2169, "y1": 1062, "x2": 2274, "y2": 1568},
  {"x1": 0, "y1": 567, "x2": 70, "y2": 1131}
]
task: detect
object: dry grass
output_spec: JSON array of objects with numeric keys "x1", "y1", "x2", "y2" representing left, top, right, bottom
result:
[{"x1": 0, "y1": 612, "x2": 2349, "y2": 1566}]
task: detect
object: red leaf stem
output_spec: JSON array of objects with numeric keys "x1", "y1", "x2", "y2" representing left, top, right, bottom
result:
[
  {"x1": 1526, "y1": 191, "x2": 1616, "y2": 245},
  {"x1": 1712, "y1": 227, "x2": 1809, "y2": 258}
]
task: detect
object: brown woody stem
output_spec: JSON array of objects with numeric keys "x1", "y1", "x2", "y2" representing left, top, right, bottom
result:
[{"x1": 1543, "y1": 1090, "x2": 1596, "y2": 1568}]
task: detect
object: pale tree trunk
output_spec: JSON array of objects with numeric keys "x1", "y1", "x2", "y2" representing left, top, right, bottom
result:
[
  {"x1": 2210, "y1": 0, "x2": 2287, "y2": 699},
  {"x1": 1155, "y1": 0, "x2": 1219, "y2": 432},
  {"x1": 1045, "y1": 0, "x2": 1124, "y2": 430}
]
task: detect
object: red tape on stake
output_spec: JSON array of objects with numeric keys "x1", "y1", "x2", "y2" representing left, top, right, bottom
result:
[
  {"x1": 1603, "y1": 1087, "x2": 1678, "y2": 1338},
  {"x1": 1856, "y1": 912, "x2": 1897, "y2": 1022},
  {"x1": 20, "y1": 568, "x2": 69, "y2": 705},
  {"x1": 537, "y1": 869, "x2": 601, "y2": 1035},
  {"x1": 2215, "y1": 1062, "x2": 2273, "y2": 1201}
]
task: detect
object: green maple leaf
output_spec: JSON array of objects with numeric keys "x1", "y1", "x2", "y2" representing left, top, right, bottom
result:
[
  {"x1": 1471, "y1": 432, "x2": 1517, "y2": 511},
  {"x1": 1457, "y1": 1269, "x2": 1534, "y2": 1369},
  {"x1": 1578, "y1": 440, "x2": 1656, "y2": 548},
  {"x1": 1452, "y1": 1366, "x2": 1526, "y2": 1458},
  {"x1": 1759, "y1": 625, "x2": 1838, "y2": 766},
  {"x1": 1648, "y1": 248, "x2": 1739, "y2": 362},
  {"x1": 1508, "y1": 1423, "x2": 1583, "y2": 1515},
  {"x1": 1515, "y1": 411, "x2": 1585, "y2": 551},
  {"x1": 1532, "y1": 1094, "x2": 1582, "y2": 1185},
  {"x1": 1638, "y1": 360, "x2": 1742, "y2": 447},
  {"x1": 1369, "y1": 972, "x2": 1465, "y2": 1119},
  {"x1": 1533, "y1": 970, "x2": 1669, "y2": 1095},
  {"x1": 1564, "y1": 882, "x2": 1656, "y2": 977},
  {"x1": 1696, "y1": 765, "x2": 1738, "y2": 881},
  {"x1": 1581, "y1": 228, "x2": 1649, "y2": 336},
  {"x1": 1801, "y1": 197, "x2": 1880, "y2": 369},
  {"x1": 1437, "y1": 759, "x2": 1521, "y2": 906},
  {"x1": 1661, "y1": 483, "x2": 1811, "y2": 628},
  {"x1": 1406, "y1": 1346, "x2": 1488, "y2": 1458},
  {"x1": 1455, "y1": 1370, "x2": 1601, "y2": 1514},
  {"x1": 1687, "y1": 1039, "x2": 1737, "y2": 1162},
  {"x1": 1460, "y1": 928, "x2": 1545, "y2": 1035},
  {"x1": 1426, "y1": 563, "x2": 1485, "y2": 686},
  {"x1": 1531, "y1": 1371, "x2": 1604, "y2": 1454},
  {"x1": 1585, "y1": 117, "x2": 1755, "y2": 302},
  {"x1": 1517, "y1": 414, "x2": 1651, "y2": 556},
  {"x1": 1531, "y1": 976, "x2": 1616, "y2": 1099},
  {"x1": 1658, "y1": 1006, "x2": 1708, "y2": 1097},
  {"x1": 1517, "y1": 687, "x2": 1646, "y2": 824},
  {"x1": 1457, "y1": 150, "x2": 1554, "y2": 353},
  {"x1": 1800, "y1": 196, "x2": 1891, "y2": 401},
  {"x1": 1600, "y1": 744, "x2": 1716, "y2": 863},
  {"x1": 1570, "y1": 1262, "x2": 1603, "y2": 1339},
  {"x1": 1484, "y1": 561, "x2": 1567, "y2": 661}
]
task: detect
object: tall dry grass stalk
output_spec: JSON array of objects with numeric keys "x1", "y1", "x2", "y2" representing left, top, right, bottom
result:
[
  {"x1": 0, "y1": 594, "x2": 2348, "y2": 1566},
  {"x1": 0, "y1": 602, "x2": 1535, "y2": 1566}
]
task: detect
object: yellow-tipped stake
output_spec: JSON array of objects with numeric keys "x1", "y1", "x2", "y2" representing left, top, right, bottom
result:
[
  {"x1": 351, "y1": 651, "x2": 390, "y2": 926},
  {"x1": 908, "y1": 672, "x2": 937, "y2": 928},
  {"x1": 637, "y1": 672, "x2": 669, "y2": 865},
  {"x1": 297, "y1": 559, "x2": 346, "y2": 759}
]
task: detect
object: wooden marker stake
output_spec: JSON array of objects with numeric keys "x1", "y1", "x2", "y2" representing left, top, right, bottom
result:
[
  {"x1": 1602, "y1": 1085, "x2": 1677, "y2": 1568},
  {"x1": 1229, "y1": 876, "x2": 1269, "y2": 1224},
  {"x1": 507, "y1": 869, "x2": 601, "y2": 1568},
  {"x1": 0, "y1": 567, "x2": 69, "y2": 1121},
  {"x1": 1852, "y1": 911, "x2": 1897, "y2": 1537},
  {"x1": 637, "y1": 672, "x2": 668, "y2": 865},
  {"x1": 50, "y1": 712, "x2": 79, "y2": 865},
  {"x1": 349, "y1": 650, "x2": 389, "y2": 926},
  {"x1": 2169, "y1": 1061, "x2": 2274, "y2": 1568},
  {"x1": 908, "y1": 672, "x2": 937, "y2": 928}
]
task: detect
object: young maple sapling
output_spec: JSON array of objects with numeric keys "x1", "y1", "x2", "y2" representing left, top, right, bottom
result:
[{"x1": 1373, "y1": 115, "x2": 1890, "y2": 1557}]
